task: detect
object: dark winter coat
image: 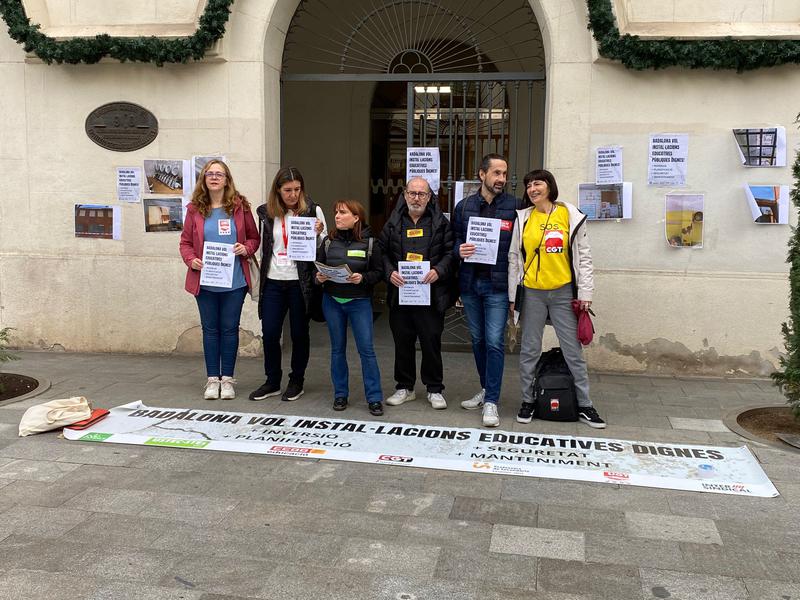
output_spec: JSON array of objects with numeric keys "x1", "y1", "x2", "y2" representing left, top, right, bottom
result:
[
  {"x1": 378, "y1": 199, "x2": 456, "y2": 312},
  {"x1": 316, "y1": 225, "x2": 382, "y2": 299},
  {"x1": 255, "y1": 200, "x2": 321, "y2": 319},
  {"x1": 451, "y1": 191, "x2": 522, "y2": 294}
]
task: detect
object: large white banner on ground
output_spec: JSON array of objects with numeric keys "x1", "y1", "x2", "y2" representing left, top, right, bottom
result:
[{"x1": 64, "y1": 402, "x2": 778, "y2": 498}]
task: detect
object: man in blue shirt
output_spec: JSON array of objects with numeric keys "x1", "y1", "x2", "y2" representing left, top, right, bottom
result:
[{"x1": 452, "y1": 154, "x2": 521, "y2": 427}]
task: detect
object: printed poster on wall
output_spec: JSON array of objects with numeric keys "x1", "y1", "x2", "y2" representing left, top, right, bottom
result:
[
  {"x1": 595, "y1": 146, "x2": 623, "y2": 185},
  {"x1": 144, "y1": 159, "x2": 191, "y2": 196},
  {"x1": 74, "y1": 204, "x2": 122, "y2": 240},
  {"x1": 733, "y1": 127, "x2": 786, "y2": 167},
  {"x1": 143, "y1": 198, "x2": 183, "y2": 232},
  {"x1": 454, "y1": 180, "x2": 481, "y2": 207},
  {"x1": 578, "y1": 182, "x2": 632, "y2": 220},
  {"x1": 744, "y1": 184, "x2": 789, "y2": 224},
  {"x1": 665, "y1": 193, "x2": 704, "y2": 248},
  {"x1": 406, "y1": 147, "x2": 440, "y2": 194},
  {"x1": 648, "y1": 134, "x2": 688, "y2": 186},
  {"x1": 116, "y1": 167, "x2": 141, "y2": 202}
]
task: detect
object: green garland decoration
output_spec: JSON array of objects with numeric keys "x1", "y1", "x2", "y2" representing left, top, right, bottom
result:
[
  {"x1": 0, "y1": 0, "x2": 233, "y2": 65},
  {"x1": 3, "y1": 0, "x2": 797, "y2": 70},
  {"x1": 586, "y1": 0, "x2": 800, "y2": 72},
  {"x1": 772, "y1": 117, "x2": 800, "y2": 420}
]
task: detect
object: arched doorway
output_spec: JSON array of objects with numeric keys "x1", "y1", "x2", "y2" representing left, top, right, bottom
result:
[
  {"x1": 281, "y1": 0, "x2": 546, "y2": 229},
  {"x1": 281, "y1": 0, "x2": 546, "y2": 347}
]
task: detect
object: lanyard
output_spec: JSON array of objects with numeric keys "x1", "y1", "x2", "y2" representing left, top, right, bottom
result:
[
  {"x1": 524, "y1": 206, "x2": 555, "y2": 282},
  {"x1": 280, "y1": 215, "x2": 289, "y2": 250}
]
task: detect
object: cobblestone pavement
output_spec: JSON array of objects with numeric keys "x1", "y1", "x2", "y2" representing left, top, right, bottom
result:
[{"x1": 0, "y1": 328, "x2": 796, "y2": 599}]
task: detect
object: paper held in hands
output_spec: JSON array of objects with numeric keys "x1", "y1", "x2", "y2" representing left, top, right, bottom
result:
[
  {"x1": 200, "y1": 242, "x2": 235, "y2": 288},
  {"x1": 286, "y1": 216, "x2": 317, "y2": 261},
  {"x1": 314, "y1": 262, "x2": 353, "y2": 284},
  {"x1": 398, "y1": 261, "x2": 431, "y2": 306},
  {"x1": 464, "y1": 217, "x2": 501, "y2": 265}
]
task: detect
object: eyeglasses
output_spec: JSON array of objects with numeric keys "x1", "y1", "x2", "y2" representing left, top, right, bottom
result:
[
  {"x1": 405, "y1": 191, "x2": 430, "y2": 199},
  {"x1": 205, "y1": 172, "x2": 226, "y2": 180}
]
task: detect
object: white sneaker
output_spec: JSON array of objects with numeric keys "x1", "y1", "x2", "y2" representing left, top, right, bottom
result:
[
  {"x1": 461, "y1": 389, "x2": 485, "y2": 410},
  {"x1": 386, "y1": 389, "x2": 416, "y2": 406},
  {"x1": 220, "y1": 377, "x2": 236, "y2": 400},
  {"x1": 204, "y1": 377, "x2": 220, "y2": 400},
  {"x1": 482, "y1": 403, "x2": 500, "y2": 427},
  {"x1": 427, "y1": 392, "x2": 447, "y2": 410}
]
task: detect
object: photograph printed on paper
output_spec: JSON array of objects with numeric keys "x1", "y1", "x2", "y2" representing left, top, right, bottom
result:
[
  {"x1": 744, "y1": 184, "x2": 789, "y2": 224},
  {"x1": 665, "y1": 194, "x2": 704, "y2": 248},
  {"x1": 143, "y1": 197, "x2": 183, "y2": 232},
  {"x1": 144, "y1": 159, "x2": 185, "y2": 195},
  {"x1": 578, "y1": 182, "x2": 632, "y2": 220}
]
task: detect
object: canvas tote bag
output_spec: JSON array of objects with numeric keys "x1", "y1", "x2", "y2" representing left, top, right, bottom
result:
[{"x1": 19, "y1": 396, "x2": 92, "y2": 437}]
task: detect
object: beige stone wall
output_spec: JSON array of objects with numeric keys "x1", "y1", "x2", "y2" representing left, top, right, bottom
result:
[
  {"x1": 0, "y1": 0, "x2": 279, "y2": 355},
  {"x1": 0, "y1": 0, "x2": 795, "y2": 375},
  {"x1": 619, "y1": 0, "x2": 800, "y2": 23},
  {"x1": 534, "y1": 0, "x2": 794, "y2": 375},
  {"x1": 614, "y1": 0, "x2": 800, "y2": 37},
  {"x1": 22, "y1": 0, "x2": 203, "y2": 36}
]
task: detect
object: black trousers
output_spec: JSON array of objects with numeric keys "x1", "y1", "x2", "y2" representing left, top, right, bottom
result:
[
  {"x1": 388, "y1": 305, "x2": 445, "y2": 393},
  {"x1": 260, "y1": 279, "x2": 309, "y2": 385}
]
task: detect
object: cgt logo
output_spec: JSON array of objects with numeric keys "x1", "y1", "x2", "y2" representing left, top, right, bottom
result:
[
  {"x1": 377, "y1": 455, "x2": 413, "y2": 464},
  {"x1": 603, "y1": 471, "x2": 630, "y2": 481}
]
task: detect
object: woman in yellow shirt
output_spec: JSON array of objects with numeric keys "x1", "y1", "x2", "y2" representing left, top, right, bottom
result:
[{"x1": 507, "y1": 170, "x2": 606, "y2": 428}]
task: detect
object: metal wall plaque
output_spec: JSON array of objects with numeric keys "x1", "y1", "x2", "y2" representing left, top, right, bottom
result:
[{"x1": 85, "y1": 102, "x2": 158, "y2": 152}]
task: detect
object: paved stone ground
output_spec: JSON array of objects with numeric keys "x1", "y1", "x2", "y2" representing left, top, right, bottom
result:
[{"x1": 0, "y1": 322, "x2": 797, "y2": 599}]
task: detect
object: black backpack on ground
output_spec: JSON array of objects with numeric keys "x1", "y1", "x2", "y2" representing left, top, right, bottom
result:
[{"x1": 532, "y1": 348, "x2": 579, "y2": 422}]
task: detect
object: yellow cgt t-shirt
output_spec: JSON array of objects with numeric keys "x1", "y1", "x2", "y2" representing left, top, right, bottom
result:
[{"x1": 522, "y1": 205, "x2": 572, "y2": 290}]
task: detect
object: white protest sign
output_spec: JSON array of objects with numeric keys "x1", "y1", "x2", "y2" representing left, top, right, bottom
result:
[
  {"x1": 398, "y1": 260, "x2": 431, "y2": 306},
  {"x1": 64, "y1": 402, "x2": 779, "y2": 498},
  {"x1": 200, "y1": 242, "x2": 235, "y2": 288},
  {"x1": 406, "y1": 147, "x2": 440, "y2": 193},
  {"x1": 116, "y1": 167, "x2": 141, "y2": 202},
  {"x1": 465, "y1": 217, "x2": 501, "y2": 265},
  {"x1": 286, "y1": 216, "x2": 317, "y2": 261},
  {"x1": 648, "y1": 133, "x2": 688, "y2": 186},
  {"x1": 595, "y1": 146, "x2": 623, "y2": 185}
]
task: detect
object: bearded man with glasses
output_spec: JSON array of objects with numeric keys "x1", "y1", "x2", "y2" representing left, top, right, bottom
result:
[{"x1": 377, "y1": 177, "x2": 456, "y2": 410}]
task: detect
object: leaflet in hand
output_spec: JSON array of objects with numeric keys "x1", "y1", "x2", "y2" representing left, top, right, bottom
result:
[
  {"x1": 464, "y1": 217, "x2": 501, "y2": 265},
  {"x1": 314, "y1": 262, "x2": 353, "y2": 284},
  {"x1": 398, "y1": 261, "x2": 431, "y2": 306},
  {"x1": 200, "y1": 242, "x2": 235, "y2": 288}
]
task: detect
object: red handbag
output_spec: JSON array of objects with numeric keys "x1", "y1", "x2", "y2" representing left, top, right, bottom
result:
[{"x1": 571, "y1": 300, "x2": 595, "y2": 346}]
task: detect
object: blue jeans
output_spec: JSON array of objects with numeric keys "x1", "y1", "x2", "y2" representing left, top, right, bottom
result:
[
  {"x1": 460, "y1": 278, "x2": 509, "y2": 405},
  {"x1": 195, "y1": 287, "x2": 248, "y2": 377},
  {"x1": 322, "y1": 293, "x2": 383, "y2": 402},
  {"x1": 260, "y1": 279, "x2": 310, "y2": 386}
]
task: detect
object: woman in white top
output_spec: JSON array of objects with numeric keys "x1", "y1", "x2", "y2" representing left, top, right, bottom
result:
[{"x1": 249, "y1": 167, "x2": 327, "y2": 402}]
